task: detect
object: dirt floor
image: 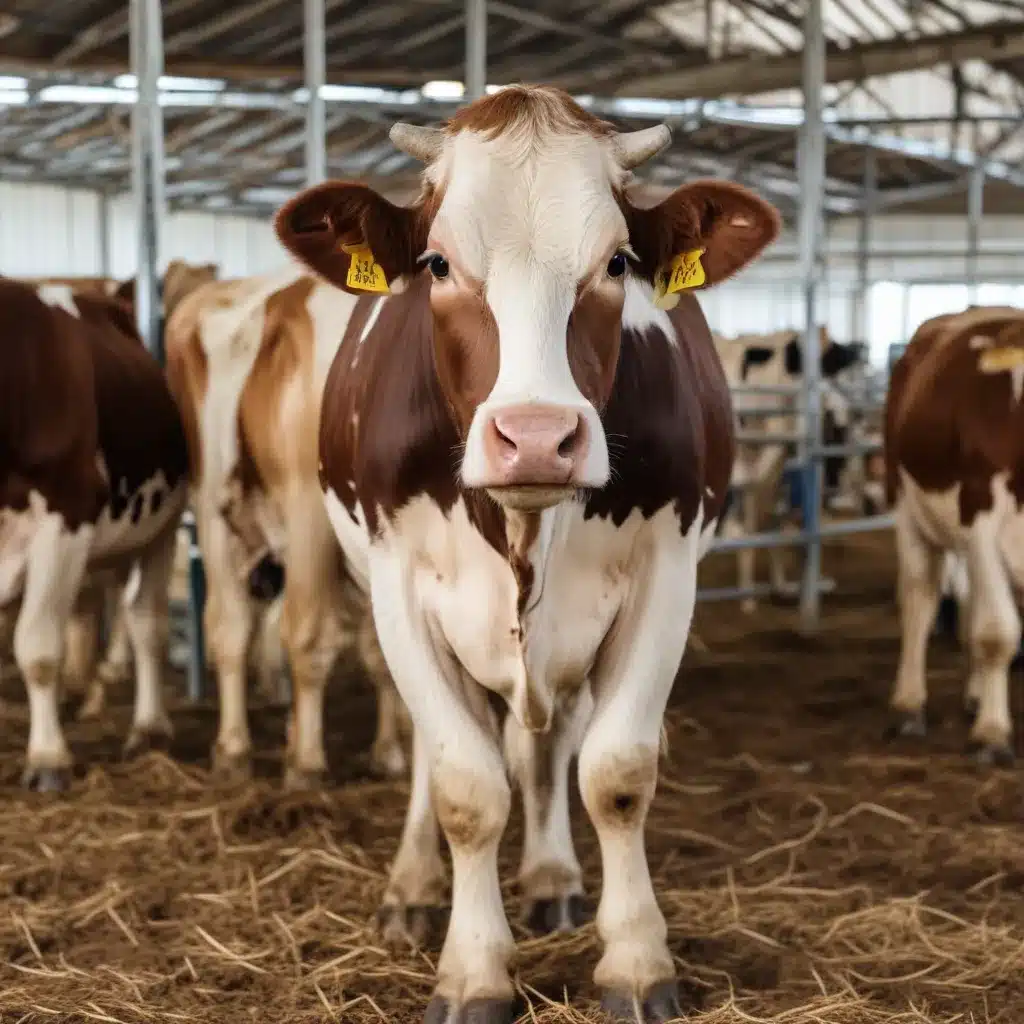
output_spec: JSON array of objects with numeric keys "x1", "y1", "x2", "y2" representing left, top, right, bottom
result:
[{"x1": 1, "y1": 530, "x2": 1023, "y2": 1023}]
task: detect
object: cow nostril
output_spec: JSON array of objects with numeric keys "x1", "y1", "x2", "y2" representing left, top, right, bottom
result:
[
  {"x1": 491, "y1": 419, "x2": 518, "y2": 456},
  {"x1": 557, "y1": 425, "x2": 580, "y2": 458}
]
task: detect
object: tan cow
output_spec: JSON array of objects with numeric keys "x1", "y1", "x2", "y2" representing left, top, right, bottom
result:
[
  {"x1": 885, "y1": 305, "x2": 1024, "y2": 766},
  {"x1": 165, "y1": 271, "x2": 408, "y2": 788}
]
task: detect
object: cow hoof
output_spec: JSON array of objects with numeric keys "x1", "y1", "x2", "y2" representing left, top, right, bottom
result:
[
  {"x1": 967, "y1": 740, "x2": 1014, "y2": 768},
  {"x1": 369, "y1": 740, "x2": 407, "y2": 780},
  {"x1": 22, "y1": 764, "x2": 72, "y2": 793},
  {"x1": 600, "y1": 980, "x2": 681, "y2": 1022},
  {"x1": 962, "y1": 697, "x2": 980, "y2": 725},
  {"x1": 524, "y1": 892, "x2": 589, "y2": 934},
  {"x1": 283, "y1": 763, "x2": 327, "y2": 792},
  {"x1": 211, "y1": 745, "x2": 253, "y2": 785},
  {"x1": 884, "y1": 708, "x2": 927, "y2": 740},
  {"x1": 424, "y1": 995, "x2": 515, "y2": 1024},
  {"x1": 377, "y1": 903, "x2": 445, "y2": 951},
  {"x1": 123, "y1": 724, "x2": 173, "y2": 759}
]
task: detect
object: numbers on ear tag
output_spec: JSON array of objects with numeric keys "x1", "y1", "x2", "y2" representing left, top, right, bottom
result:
[
  {"x1": 665, "y1": 248, "x2": 707, "y2": 293},
  {"x1": 343, "y1": 244, "x2": 390, "y2": 294}
]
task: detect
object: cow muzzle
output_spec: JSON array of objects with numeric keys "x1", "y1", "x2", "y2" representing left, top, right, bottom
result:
[{"x1": 478, "y1": 403, "x2": 591, "y2": 510}]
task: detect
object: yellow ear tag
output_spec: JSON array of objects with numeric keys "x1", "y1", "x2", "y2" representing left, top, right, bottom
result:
[
  {"x1": 342, "y1": 244, "x2": 390, "y2": 294},
  {"x1": 979, "y1": 346, "x2": 1024, "y2": 373},
  {"x1": 665, "y1": 248, "x2": 707, "y2": 293}
]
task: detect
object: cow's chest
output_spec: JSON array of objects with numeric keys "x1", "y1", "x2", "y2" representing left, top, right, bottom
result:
[{"x1": 396, "y1": 496, "x2": 635, "y2": 704}]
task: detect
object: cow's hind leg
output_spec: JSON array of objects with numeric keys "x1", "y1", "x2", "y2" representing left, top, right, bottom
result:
[
  {"x1": 281, "y1": 485, "x2": 343, "y2": 790},
  {"x1": 77, "y1": 594, "x2": 134, "y2": 721},
  {"x1": 505, "y1": 685, "x2": 592, "y2": 935},
  {"x1": 122, "y1": 526, "x2": 176, "y2": 757},
  {"x1": 962, "y1": 520, "x2": 1018, "y2": 766},
  {"x1": 378, "y1": 724, "x2": 446, "y2": 950},
  {"x1": 578, "y1": 520, "x2": 700, "y2": 1022},
  {"x1": 356, "y1": 608, "x2": 410, "y2": 779},
  {"x1": 203, "y1": 509, "x2": 255, "y2": 781},
  {"x1": 16, "y1": 509, "x2": 94, "y2": 792},
  {"x1": 887, "y1": 503, "x2": 942, "y2": 740}
]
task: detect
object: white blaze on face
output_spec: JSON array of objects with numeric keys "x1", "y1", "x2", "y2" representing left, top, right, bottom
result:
[{"x1": 431, "y1": 126, "x2": 628, "y2": 489}]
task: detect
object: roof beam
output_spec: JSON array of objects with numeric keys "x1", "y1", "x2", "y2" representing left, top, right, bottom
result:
[{"x1": 621, "y1": 21, "x2": 1024, "y2": 98}]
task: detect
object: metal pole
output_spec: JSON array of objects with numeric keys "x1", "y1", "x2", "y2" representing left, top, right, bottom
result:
[
  {"x1": 465, "y1": 0, "x2": 487, "y2": 102},
  {"x1": 129, "y1": 0, "x2": 165, "y2": 362},
  {"x1": 797, "y1": 0, "x2": 826, "y2": 631},
  {"x1": 852, "y1": 148, "x2": 876, "y2": 343},
  {"x1": 304, "y1": 0, "x2": 326, "y2": 186},
  {"x1": 966, "y1": 159, "x2": 984, "y2": 305},
  {"x1": 182, "y1": 513, "x2": 207, "y2": 704},
  {"x1": 98, "y1": 191, "x2": 111, "y2": 279}
]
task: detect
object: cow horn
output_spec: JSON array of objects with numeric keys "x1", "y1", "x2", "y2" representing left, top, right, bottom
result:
[
  {"x1": 390, "y1": 122, "x2": 444, "y2": 162},
  {"x1": 614, "y1": 125, "x2": 671, "y2": 169}
]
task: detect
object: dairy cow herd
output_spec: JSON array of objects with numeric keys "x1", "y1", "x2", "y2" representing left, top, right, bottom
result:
[{"x1": 1, "y1": 85, "x2": 1020, "y2": 1023}]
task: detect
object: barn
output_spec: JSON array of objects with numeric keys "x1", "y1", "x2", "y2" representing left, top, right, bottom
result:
[{"x1": 0, "y1": 2, "x2": 1023, "y2": 1023}]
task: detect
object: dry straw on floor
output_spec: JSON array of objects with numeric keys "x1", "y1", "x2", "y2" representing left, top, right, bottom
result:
[{"x1": 1, "y1": 535, "x2": 1022, "y2": 1023}]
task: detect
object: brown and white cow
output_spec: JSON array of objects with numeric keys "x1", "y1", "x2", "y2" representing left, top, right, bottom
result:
[
  {"x1": 273, "y1": 85, "x2": 779, "y2": 1022},
  {"x1": 885, "y1": 304, "x2": 1024, "y2": 766},
  {"x1": 0, "y1": 262, "x2": 218, "y2": 717},
  {"x1": 165, "y1": 270, "x2": 409, "y2": 788},
  {"x1": 0, "y1": 277, "x2": 190, "y2": 790}
]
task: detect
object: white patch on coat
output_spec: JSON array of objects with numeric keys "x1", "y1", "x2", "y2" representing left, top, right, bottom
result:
[
  {"x1": 621, "y1": 276, "x2": 675, "y2": 337},
  {"x1": 36, "y1": 284, "x2": 79, "y2": 319}
]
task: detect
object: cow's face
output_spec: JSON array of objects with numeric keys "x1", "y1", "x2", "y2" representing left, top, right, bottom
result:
[{"x1": 275, "y1": 86, "x2": 778, "y2": 511}]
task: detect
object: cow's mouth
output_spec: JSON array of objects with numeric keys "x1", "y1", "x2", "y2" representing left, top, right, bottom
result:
[{"x1": 485, "y1": 484, "x2": 576, "y2": 511}]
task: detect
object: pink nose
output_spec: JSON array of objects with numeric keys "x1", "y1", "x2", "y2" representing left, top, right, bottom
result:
[{"x1": 482, "y1": 404, "x2": 587, "y2": 487}]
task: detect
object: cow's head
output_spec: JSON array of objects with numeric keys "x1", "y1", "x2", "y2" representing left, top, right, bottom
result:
[{"x1": 275, "y1": 85, "x2": 779, "y2": 511}]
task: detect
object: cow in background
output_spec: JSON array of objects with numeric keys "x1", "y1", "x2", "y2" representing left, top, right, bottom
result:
[
  {"x1": 0, "y1": 277, "x2": 190, "y2": 789},
  {"x1": 2, "y1": 262, "x2": 219, "y2": 717},
  {"x1": 714, "y1": 328, "x2": 867, "y2": 611},
  {"x1": 885, "y1": 305, "x2": 1024, "y2": 765},
  {"x1": 165, "y1": 270, "x2": 408, "y2": 789}
]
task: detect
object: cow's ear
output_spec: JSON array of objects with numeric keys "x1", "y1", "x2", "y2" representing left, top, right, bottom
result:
[
  {"x1": 274, "y1": 181, "x2": 428, "y2": 294},
  {"x1": 625, "y1": 179, "x2": 780, "y2": 290}
]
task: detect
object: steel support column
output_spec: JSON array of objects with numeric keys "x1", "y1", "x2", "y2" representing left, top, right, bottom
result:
[
  {"x1": 465, "y1": 0, "x2": 487, "y2": 102},
  {"x1": 129, "y1": 0, "x2": 164, "y2": 361},
  {"x1": 304, "y1": 0, "x2": 327, "y2": 185},
  {"x1": 852, "y1": 148, "x2": 876, "y2": 343},
  {"x1": 797, "y1": 0, "x2": 826, "y2": 631},
  {"x1": 966, "y1": 159, "x2": 984, "y2": 305},
  {"x1": 98, "y1": 190, "x2": 111, "y2": 279}
]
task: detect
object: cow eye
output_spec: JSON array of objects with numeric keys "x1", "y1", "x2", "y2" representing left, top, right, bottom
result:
[
  {"x1": 606, "y1": 252, "x2": 627, "y2": 279},
  {"x1": 428, "y1": 254, "x2": 450, "y2": 280}
]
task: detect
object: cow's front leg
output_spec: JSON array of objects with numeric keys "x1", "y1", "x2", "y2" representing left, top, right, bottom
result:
[
  {"x1": 578, "y1": 520, "x2": 700, "y2": 1023},
  {"x1": 122, "y1": 526, "x2": 177, "y2": 757},
  {"x1": 16, "y1": 510, "x2": 94, "y2": 792},
  {"x1": 505, "y1": 684, "x2": 592, "y2": 934},
  {"x1": 370, "y1": 550, "x2": 515, "y2": 1024}
]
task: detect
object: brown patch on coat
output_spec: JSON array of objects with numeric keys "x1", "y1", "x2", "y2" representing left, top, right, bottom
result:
[
  {"x1": 885, "y1": 306, "x2": 1024, "y2": 525},
  {"x1": 0, "y1": 277, "x2": 188, "y2": 530}
]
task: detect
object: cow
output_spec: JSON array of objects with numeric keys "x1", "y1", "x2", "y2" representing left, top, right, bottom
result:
[
  {"x1": 164, "y1": 270, "x2": 410, "y2": 788},
  {"x1": 272, "y1": 84, "x2": 779, "y2": 1022},
  {"x1": 714, "y1": 328, "x2": 867, "y2": 611},
  {"x1": 0, "y1": 277, "x2": 190, "y2": 790},
  {"x1": 0, "y1": 262, "x2": 219, "y2": 716},
  {"x1": 884, "y1": 304, "x2": 1024, "y2": 766}
]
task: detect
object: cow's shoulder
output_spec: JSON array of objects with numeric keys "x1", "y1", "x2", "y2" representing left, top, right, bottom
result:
[
  {"x1": 0, "y1": 278, "x2": 108, "y2": 526},
  {"x1": 583, "y1": 290, "x2": 734, "y2": 534}
]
